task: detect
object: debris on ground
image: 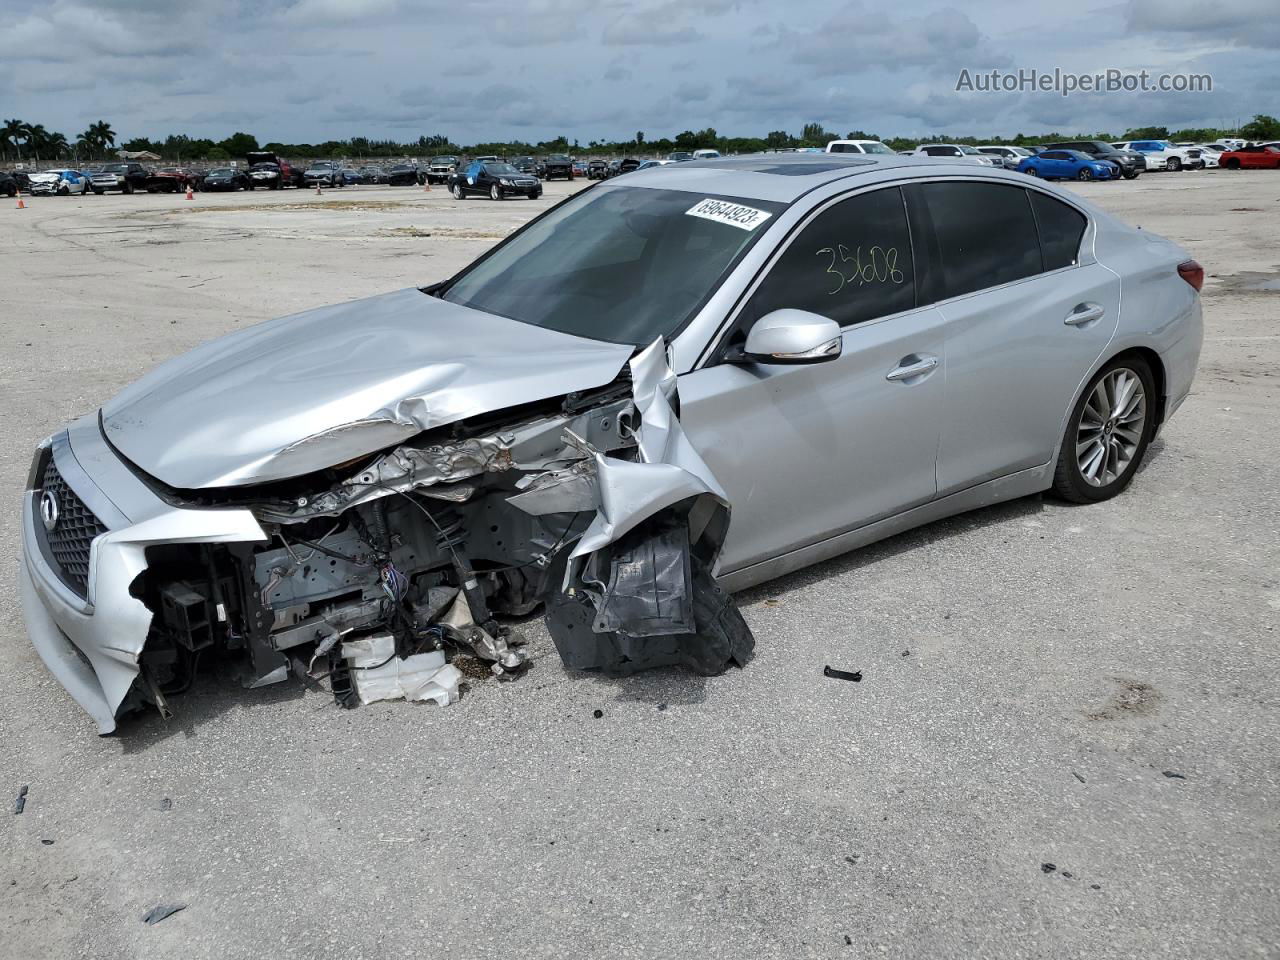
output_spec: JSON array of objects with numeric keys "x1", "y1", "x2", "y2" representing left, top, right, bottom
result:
[
  {"x1": 823, "y1": 665, "x2": 862, "y2": 683},
  {"x1": 1041, "y1": 862, "x2": 1057, "y2": 873},
  {"x1": 142, "y1": 904, "x2": 186, "y2": 925},
  {"x1": 14, "y1": 785, "x2": 28, "y2": 814},
  {"x1": 1162, "y1": 770, "x2": 1187, "y2": 780},
  {"x1": 1073, "y1": 771, "x2": 1086, "y2": 784}
]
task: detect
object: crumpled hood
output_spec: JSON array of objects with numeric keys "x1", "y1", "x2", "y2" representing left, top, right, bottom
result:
[{"x1": 102, "y1": 288, "x2": 636, "y2": 490}]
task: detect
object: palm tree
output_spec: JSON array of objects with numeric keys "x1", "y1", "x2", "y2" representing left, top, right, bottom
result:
[
  {"x1": 89, "y1": 120, "x2": 116, "y2": 158},
  {"x1": 46, "y1": 132, "x2": 69, "y2": 159},
  {"x1": 2, "y1": 118, "x2": 28, "y2": 161},
  {"x1": 25, "y1": 123, "x2": 50, "y2": 161}
]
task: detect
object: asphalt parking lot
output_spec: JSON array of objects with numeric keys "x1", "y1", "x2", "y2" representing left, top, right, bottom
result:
[{"x1": 1, "y1": 172, "x2": 1277, "y2": 960}]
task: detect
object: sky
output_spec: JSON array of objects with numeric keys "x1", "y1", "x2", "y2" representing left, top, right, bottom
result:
[{"x1": 2, "y1": 0, "x2": 1276, "y2": 145}]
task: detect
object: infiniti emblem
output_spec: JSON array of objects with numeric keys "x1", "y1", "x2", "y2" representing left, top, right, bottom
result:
[{"x1": 39, "y1": 489, "x2": 59, "y2": 532}]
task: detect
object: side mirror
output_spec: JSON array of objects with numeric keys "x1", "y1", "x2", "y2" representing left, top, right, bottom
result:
[{"x1": 736, "y1": 309, "x2": 842, "y2": 364}]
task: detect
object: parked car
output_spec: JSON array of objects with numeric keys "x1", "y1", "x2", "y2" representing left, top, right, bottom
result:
[
  {"x1": 572, "y1": 161, "x2": 588, "y2": 176},
  {"x1": 1017, "y1": 149, "x2": 1117, "y2": 181},
  {"x1": 385, "y1": 163, "x2": 420, "y2": 186},
  {"x1": 201, "y1": 167, "x2": 251, "y2": 191},
  {"x1": 605, "y1": 158, "x2": 642, "y2": 178},
  {"x1": 146, "y1": 167, "x2": 202, "y2": 193},
  {"x1": 425, "y1": 156, "x2": 458, "y2": 184},
  {"x1": 89, "y1": 161, "x2": 150, "y2": 194},
  {"x1": 511, "y1": 156, "x2": 537, "y2": 175},
  {"x1": 587, "y1": 159, "x2": 609, "y2": 179},
  {"x1": 825, "y1": 140, "x2": 895, "y2": 155},
  {"x1": 692, "y1": 148, "x2": 721, "y2": 159},
  {"x1": 912, "y1": 144, "x2": 1000, "y2": 166},
  {"x1": 27, "y1": 168, "x2": 92, "y2": 196},
  {"x1": 0, "y1": 170, "x2": 18, "y2": 197},
  {"x1": 341, "y1": 168, "x2": 363, "y2": 185},
  {"x1": 358, "y1": 165, "x2": 387, "y2": 184},
  {"x1": 1110, "y1": 140, "x2": 1202, "y2": 171},
  {"x1": 1044, "y1": 141, "x2": 1144, "y2": 180},
  {"x1": 975, "y1": 146, "x2": 1033, "y2": 170},
  {"x1": 245, "y1": 152, "x2": 305, "y2": 189},
  {"x1": 449, "y1": 159, "x2": 541, "y2": 200},
  {"x1": 666, "y1": 151, "x2": 693, "y2": 162},
  {"x1": 1218, "y1": 145, "x2": 1280, "y2": 170},
  {"x1": 18, "y1": 153, "x2": 1202, "y2": 733},
  {"x1": 541, "y1": 154, "x2": 574, "y2": 180},
  {"x1": 635, "y1": 159, "x2": 674, "y2": 170},
  {"x1": 303, "y1": 161, "x2": 345, "y2": 188}
]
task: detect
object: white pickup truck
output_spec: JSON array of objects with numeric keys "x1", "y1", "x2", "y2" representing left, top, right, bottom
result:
[{"x1": 1110, "y1": 139, "x2": 1203, "y2": 171}]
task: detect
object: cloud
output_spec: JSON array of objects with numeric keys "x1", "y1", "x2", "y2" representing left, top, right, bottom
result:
[{"x1": 1127, "y1": 0, "x2": 1280, "y2": 50}]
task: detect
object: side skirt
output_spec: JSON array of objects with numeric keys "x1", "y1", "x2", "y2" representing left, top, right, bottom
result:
[{"x1": 717, "y1": 462, "x2": 1053, "y2": 593}]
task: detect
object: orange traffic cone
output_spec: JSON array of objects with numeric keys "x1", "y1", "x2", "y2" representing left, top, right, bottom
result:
[
  {"x1": 185, "y1": 184, "x2": 194, "y2": 200},
  {"x1": 423, "y1": 179, "x2": 431, "y2": 192},
  {"x1": 315, "y1": 182, "x2": 323, "y2": 195},
  {"x1": 15, "y1": 191, "x2": 25, "y2": 209}
]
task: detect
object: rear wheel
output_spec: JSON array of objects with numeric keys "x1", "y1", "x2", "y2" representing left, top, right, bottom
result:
[{"x1": 1051, "y1": 356, "x2": 1155, "y2": 503}]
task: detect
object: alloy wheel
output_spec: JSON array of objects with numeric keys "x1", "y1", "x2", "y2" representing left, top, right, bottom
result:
[{"x1": 1075, "y1": 367, "x2": 1147, "y2": 487}]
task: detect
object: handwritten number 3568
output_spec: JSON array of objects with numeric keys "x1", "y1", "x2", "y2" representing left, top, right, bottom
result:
[{"x1": 816, "y1": 245, "x2": 904, "y2": 294}]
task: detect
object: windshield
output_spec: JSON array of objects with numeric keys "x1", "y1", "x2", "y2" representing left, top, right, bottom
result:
[
  {"x1": 431, "y1": 157, "x2": 455, "y2": 164},
  {"x1": 484, "y1": 162, "x2": 519, "y2": 175},
  {"x1": 861, "y1": 142, "x2": 893, "y2": 154},
  {"x1": 959, "y1": 146, "x2": 982, "y2": 155},
  {"x1": 547, "y1": 154, "x2": 569, "y2": 162},
  {"x1": 208, "y1": 168, "x2": 234, "y2": 176},
  {"x1": 102, "y1": 163, "x2": 128, "y2": 172},
  {"x1": 441, "y1": 186, "x2": 783, "y2": 345}
]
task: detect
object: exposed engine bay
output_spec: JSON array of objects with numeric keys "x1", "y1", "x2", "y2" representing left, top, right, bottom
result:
[{"x1": 120, "y1": 341, "x2": 755, "y2": 722}]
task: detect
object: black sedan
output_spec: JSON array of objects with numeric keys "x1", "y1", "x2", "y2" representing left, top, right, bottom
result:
[
  {"x1": 385, "y1": 164, "x2": 420, "y2": 186},
  {"x1": 201, "y1": 167, "x2": 251, "y2": 191},
  {"x1": 448, "y1": 160, "x2": 542, "y2": 200}
]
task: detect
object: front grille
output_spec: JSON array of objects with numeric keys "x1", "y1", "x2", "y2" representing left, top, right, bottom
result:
[{"x1": 38, "y1": 459, "x2": 107, "y2": 598}]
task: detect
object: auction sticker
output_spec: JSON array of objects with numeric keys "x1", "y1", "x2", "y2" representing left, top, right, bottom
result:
[{"x1": 685, "y1": 198, "x2": 773, "y2": 231}]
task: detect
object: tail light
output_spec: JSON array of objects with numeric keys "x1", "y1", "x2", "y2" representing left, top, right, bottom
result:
[{"x1": 1177, "y1": 259, "x2": 1204, "y2": 292}]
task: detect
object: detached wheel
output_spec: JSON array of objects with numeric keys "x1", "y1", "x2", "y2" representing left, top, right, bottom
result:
[
  {"x1": 1052, "y1": 356, "x2": 1155, "y2": 503},
  {"x1": 490, "y1": 184, "x2": 502, "y2": 201}
]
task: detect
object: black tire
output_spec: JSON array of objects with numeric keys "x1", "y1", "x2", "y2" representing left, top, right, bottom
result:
[
  {"x1": 1123, "y1": 170, "x2": 1139, "y2": 180},
  {"x1": 490, "y1": 184, "x2": 502, "y2": 201},
  {"x1": 123, "y1": 182, "x2": 134, "y2": 195},
  {"x1": 1025, "y1": 166, "x2": 1039, "y2": 177},
  {"x1": 246, "y1": 182, "x2": 254, "y2": 191},
  {"x1": 1225, "y1": 158, "x2": 1240, "y2": 170},
  {"x1": 58, "y1": 186, "x2": 69, "y2": 196},
  {"x1": 1076, "y1": 168, "x2": 1092, "y2": 181},
  {"x1": 3, "y1": 184, "x2": 14, "y2": 197},
  {"x1": 1051, "y1": 355, "x2": 1156, "y2": 504},
  {"x1": 1166, "y1": 157, "x2": 1181, "y2": 172},
  {"x1": 451, "y1": 182, "x2": 465, "y2": 200},
  {"x1": 92, "y1": 188, "x2": 103, "y2": 195}
]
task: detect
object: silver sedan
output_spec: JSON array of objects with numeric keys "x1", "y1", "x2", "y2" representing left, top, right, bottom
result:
[{"x1": 20, "y1": 154, "x2": 1203, "y2": 732}]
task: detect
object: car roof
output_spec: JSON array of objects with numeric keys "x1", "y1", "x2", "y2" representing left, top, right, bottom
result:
[{"x1": 619, "y1": 152, "x2": 996, "y2": 203}]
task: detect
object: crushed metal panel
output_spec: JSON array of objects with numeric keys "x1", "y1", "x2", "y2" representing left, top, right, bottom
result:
[{"x1": 547, "y1": 339, "x2": 755, "y2": 676}]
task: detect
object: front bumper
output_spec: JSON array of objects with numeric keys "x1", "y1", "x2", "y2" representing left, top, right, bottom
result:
[{"x1": 19, "y1": 415, "x2": 266, "y2": 733}]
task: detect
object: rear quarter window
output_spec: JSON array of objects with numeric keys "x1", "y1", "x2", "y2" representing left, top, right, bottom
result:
[{"x1": 1028, "y1": 192, "x2": 1088, "y2": 270}]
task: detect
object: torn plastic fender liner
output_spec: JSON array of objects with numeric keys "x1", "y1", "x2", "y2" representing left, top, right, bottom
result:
[{"x1": 545, "y1": 340, "x2": 754, "y2": 675}]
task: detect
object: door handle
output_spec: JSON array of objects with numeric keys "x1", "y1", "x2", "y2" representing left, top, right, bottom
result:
[
  {"x1": 885, "y1": 355, "x2": 938, "y2": 382},
  {"x1": 1065, "y1": 302, "x2": 1105, "y2": 326}
]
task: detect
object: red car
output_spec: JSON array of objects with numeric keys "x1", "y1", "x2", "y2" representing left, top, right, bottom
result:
[
  {"x1": 146, "y1": 167, "x2": 202, "y2": 192},
  {"x1": 1219, "y1": 145, "x2": 1280, "y2": 170}
]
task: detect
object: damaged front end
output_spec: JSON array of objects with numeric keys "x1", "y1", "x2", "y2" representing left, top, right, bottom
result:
[{"x1": 22, "y1": 341, "x2": 754, "y2": 732}]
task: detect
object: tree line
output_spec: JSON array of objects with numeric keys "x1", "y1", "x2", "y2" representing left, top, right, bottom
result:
[{"x1": 3, "y1": 115, "x2": 1278, "y2": 165}]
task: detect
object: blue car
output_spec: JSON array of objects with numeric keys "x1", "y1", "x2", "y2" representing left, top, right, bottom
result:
[{"x1": 1017, "y1": 149, "x2": 1117, "y2": 181}]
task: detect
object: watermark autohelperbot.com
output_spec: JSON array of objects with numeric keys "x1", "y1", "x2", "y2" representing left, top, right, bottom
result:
[{"x1": 956, "y1": 68, "x2": 1212, "y2": 97}]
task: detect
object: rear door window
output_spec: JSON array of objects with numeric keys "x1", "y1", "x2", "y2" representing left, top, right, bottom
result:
[
  {"x1": 920, "y1": 182, "x2": 1042, "y2": 297},
  {"x1": 1028, "y1": 191, "x2": 1088, "y2": 270},
  {"x1": 739, "y1": 187, "x2": 916, "y2": 331}
]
